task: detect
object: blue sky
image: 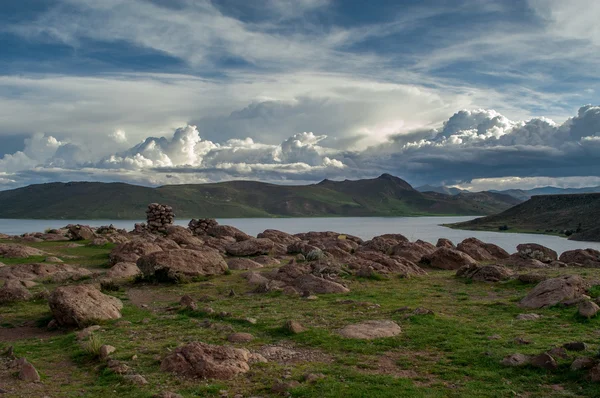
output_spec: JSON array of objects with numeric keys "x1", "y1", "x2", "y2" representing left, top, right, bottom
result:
[{"x1": 0, "y1": 0, "x2": 599, "y2": 191}]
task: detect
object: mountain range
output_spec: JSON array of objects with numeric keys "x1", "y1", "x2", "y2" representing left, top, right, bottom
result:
[
  {"x1": 0, "y1": 174, "x2": 521, "y2": 219},
  {"x1": 416, "y1": 184, "x2": 600, "y2": 201}
]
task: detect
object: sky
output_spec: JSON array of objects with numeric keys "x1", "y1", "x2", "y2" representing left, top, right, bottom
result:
[{"x1": 0, "y1": 0, "x2": 599, "y2": 192}]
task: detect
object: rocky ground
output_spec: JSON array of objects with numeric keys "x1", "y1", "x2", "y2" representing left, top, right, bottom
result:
[{"x1": 1, "y1": 215, "x2": 600, "y2": 397}]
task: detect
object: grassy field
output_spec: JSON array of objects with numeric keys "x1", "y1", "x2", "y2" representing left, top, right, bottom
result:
[{"x1": 2, "y1": 240, "x2": 600, "y2": 397}]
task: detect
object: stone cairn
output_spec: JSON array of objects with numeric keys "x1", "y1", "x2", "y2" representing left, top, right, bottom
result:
[
  {"x1": 188, "y1": 218, "x2": 218, "y2": 236},
  {"x1": 145, "y1": 203, "x2": 175, "y2": 233}
]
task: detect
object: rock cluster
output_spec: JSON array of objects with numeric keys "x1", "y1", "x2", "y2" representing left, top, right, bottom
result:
[
  {"x1": 188, "y1": 218, "x2": 219, "y2": 235},
  {"x1": 146, "y1": 203, "x2": 175, "y2": 233}
]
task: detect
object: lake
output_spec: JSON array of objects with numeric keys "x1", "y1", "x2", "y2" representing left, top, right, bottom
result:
[{"x1": 2, "y1": 216, "x2": 599, "y2": 255}]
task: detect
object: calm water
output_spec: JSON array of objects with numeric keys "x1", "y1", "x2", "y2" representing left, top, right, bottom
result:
[{"x1": 1, "y1": 216, "x2": 600, "y2": 255}]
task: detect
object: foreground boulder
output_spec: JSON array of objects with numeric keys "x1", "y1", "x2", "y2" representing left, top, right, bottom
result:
[
  {"x1": 517, "y1": 243, "x2": 557, "y2": 263},
  {"x1": 49, "y1": 285, "x2": 123, "y2": 327},
  {"x1": 390, "y1": 240, "x2": 436, "y2": 263},
  {"x1": 0, "y1": 280, "x2": 32, "y2": 303},
  {"x1": 338, "y1": 320, "x2": 401, "y2": 339},
  {"x1": 0, "y1": 263, "x2": 92, "y2": 283},
  {"x1": 559, "y1": 249, "x2": 600, "y2": 268},
  {"x1": 457, "y1": 238, "x2": 509, "y2": 261},
  {"x1": 160, "y1": 342, "x2": 253, "y2": 380},
  {"x1": 106, "y1": 262, "x2": 142, "y2": 280},
  {"x1": 109, "y1": 240, "x2": 163, "y2": 265},
  {"x1": 225, "y1": 238, "x2": 274, "y2": 257},
  {"x1": 137, "y1": 248, "x2": 228, "y2": 281},
  {"x1": 292, "y1": 274, "x2": 349, "y2": 294},
  {"x1": 520, "y1": 275, "x2": 588, "y2": 309},
  {"x1": 456, "y1": 264, "x2": 513, "y2": 282},
  {"x1": 226, "y1": 258, "x2": 264, "y2": 270},
  {"x1": 422, "y1": 248, "x2": 477, "y2": 270},
  {"x1": 0, "y1": 243, "x2": 45, "y2": 258}
]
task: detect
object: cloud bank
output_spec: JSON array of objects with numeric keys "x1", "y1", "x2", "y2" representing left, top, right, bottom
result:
[{"x1": 1, "y1": 105, "x2": 598, "y2": 191}]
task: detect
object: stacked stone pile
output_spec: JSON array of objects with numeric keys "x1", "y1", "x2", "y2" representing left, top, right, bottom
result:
[
  {"x1": 188, "y1": 218, "x2": 218, "y2": 235},
  {"x1": 145, "y1": 203, "x2": 175, "y2": 233}
]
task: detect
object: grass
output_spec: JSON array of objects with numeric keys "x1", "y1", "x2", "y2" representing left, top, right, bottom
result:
[{"x1": 3, "y1": 241, "x2": 600, "y2": 397}]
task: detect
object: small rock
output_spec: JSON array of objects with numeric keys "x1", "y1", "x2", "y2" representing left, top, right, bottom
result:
[
  {"x1": 124, "y1": 374, "x2": 148, "y2": 385},
  {"x1": 248, "y1": 353, "x2": 268, "y2": 364},
  {"x1": 18, "y1": 360, "x2": 40, "y2": 382},
  {"x1": 107, "y1": 359, "x2": 130, "y2": 375},
  {"x1": 284, "y1": 320, "x2": 306, "y2": 334},
  {"x1": 571, "y1": 357, "x2": 596, "y2": 371},
  {"x1": 579, "y1": 301, "x2": 600, "y2": 318},
  {"x1": 44, "y1": 256, "x2": 63, "y2": 263},
  {"x1": 590, "y1": 364, "x2": 600, "y2": 382},
  {"x1": 501, "y1": 353, "x2": 530, "y2": 367},
  {"x1": 179, "y1": 295, "x2": 197, "y2": 311},
  {"x1": 203, "y1": 307, "x2": 216, "y2": 315},
  {"x1": 487, "y1": 334, "x2": 501, "y2": 340},
  {"x1": 99, "y1": 345, "x2": 116, "y2": 360},
  {"x1": 412, "y1": 307, "x2": 434, "y2": 315},
  {"x1": 516, "y1": 313, "x2": 541, "y2": 321},
  {"x1": 141, "y1": 318, "x2": 151, "y2": 324},
  {"x1": 530, "y1": 353, "x2": 557, "y2": 370},
  {"x1": 227, "y1": 333, "x2": 254, "y2": 343},
  {"x1": 153, "y1": 393, "x2": 183, "y2": 398},
  {"x1": 304, "y1": 373, "x2": 326, "y2": 383},
  {"x1": 514, "y1": 337, "x2": 532, "y2": 345},
  {"x1": 272, "y1": 380, "x2": 300, "y2": 394},
  {"x1": 131, "y1": 354, "x2": 138, "y2": 360},
  {"x1": 77, "y1": 325, "x2": 101, "y2": 340},
  {"x1": 547, "y1": 347, "x2": 568, "y2": 360},
  {"x1": 245, "y1": 317, "x2": 257, "y2": 325},
  {"x1": 564, "y1": 342, "x2": 588, "y2": 351}
]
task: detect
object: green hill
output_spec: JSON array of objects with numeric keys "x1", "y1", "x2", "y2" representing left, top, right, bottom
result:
[
  {"x1": 0, "y1": 174, "x2": 521, "y2": 219},
  {"x1": 449, "y1": 193, "x2": 600, "y2": 242}
]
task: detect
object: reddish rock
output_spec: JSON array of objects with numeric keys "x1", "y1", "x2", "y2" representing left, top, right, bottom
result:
[
  {"x1": 0, "y1": 279, "x2": 32, "y2": 303},
  {"x1": 67, "y1": 224, "x2": 96, "y2": 241},
  {"x1": 456, "y1": 264, "x2": 513, "y2": 282},
  {"x1": 339, "y1": 320, "x2": 401, "y2": 339},
  {"x1": 292, "y1": 274, "x2": 349, "y2": 294},
  {"x1": 227, "y1": 258, "x2": 264, "y2": 270},
  {"x1": 503, "y1": 253, "x2": 547, "y2": 268},
  {"x1": 207, "y1": 225, "x2": 252, "y2": 242},
  {"x1": 457, "y1": 238, "x2": 510, "y2": 261},
  {"x1": 422, "y1": 247, "x2": 477, "y2": 270},
  {"x1": 520, "y1": 275, "x2": 588, "y2": 309},
  {"x1": 49, "y1": 285, "x2": 123, "y2": 327},
  {"x1": 227, "y1": 332, "x2": 254, "y2": 343},
  {"x1": 160, "y1": 342, "x2": 253, "y2": 380},
  {"x1": 517, "y1": 243, "x2": 558, "y2": 263},
  {"x1": 559, "y1": 249, "x2": 600, "y2": 268},
  {"x1": 109, "y1": 240, "x2": 163, "y2": 265},
  {"x1": 0, "y1": 243, "x2": 45, "y2": 258},
  {"x1": 225, "y1": 238, "x2": 274, "y2": 256},
  {"x1": 436, "y1": 238, "x2": 455, "y2": 249},
  {"x1": 18, "y1": 359, "x2": 40, "y2": 382},
  {"x1": 106, "y1": 262, "x2": 141, "y2": 280},
  {"x1": 360, "y1": 234, "x2": 409, "y2": 254},
  {"x1": 257, "y1": 229, "x2": 300, "y2": 246},
  {"x1": 390, "y1": 240, "x2": 437, "y2": 263},
  {"x1": 137, "y1": 248, "x2": 228, "y2": 281}
]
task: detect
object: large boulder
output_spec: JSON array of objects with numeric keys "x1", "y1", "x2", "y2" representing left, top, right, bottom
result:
[
  {"x1": 457, "y1": 238, "x2": 509, "y2": 261},
  {"x1": 360, "y1": 234, "x2": 409, "y2": 254},
  {"x1": 165, "y1": 226, "x2": 205, "y2": 246},
  {"x1": 502, "y1": 253, "x2": 547, "y2": 269},
  {"x1": 225, "y1": 238, "x2": 274, "y2": 257},
  {"x1": 294, "y1": 231, "x2": 363, "y2": 245},
  {"x1": 0, "y1": 244, "x2": 45, "y2": 258},
  {"x1": 517, "y1": 244, "x2": 558, "y2": 263},
  {"x1": 137, "y1": 248, "x2": 228, "y2": 281},
  {"x1": 0, "y1": 263, "x2": 92, "y2": 282},
  {"x1": 520, "y1": 275, "x2": 588, "y2": 309},
  {"x1": 292, "y1": 274, "x2": 349, "y2": 294},
  {"x1": 160, "y1": 342, "x2": 253, "y2": 380},
  {"x1": 49, "y1": 285, "x2": 123, "y2": 327},
  {"x1": 338, "y1": 320, "x2": 401, "y2": 339},
  {"x1": 0, "y1": 280, "x2": 32, "y2": 303},
  {"x1": 422, "y1": 248, "x2": 477, "y2": 270},
  {"x1": 226, "y1": 258, "x2": 264, "y2": 270},
  {"x1": 257, "y1": 230, "x2": 300, "y2": 246},
  {"x1": 106, "y1": 262, "x2": 142, "y2": 280},
  {"x1": 456, "y1": 264, "x2": 514, "y2": 282},
  {"x1": 351, "y1": 251, "x2": 427, "y2": 277},
  {"x1": 390, "y1": 240, "x2": 436, "y2": 263},
  {"x1": 67, "y1": 224, "x2": 96, "y2": 241},
  {"x1": 207, "y1": 225, "x2": 251, "y2": 242},
  {"x1": 559, "y1": 249, "x2": 600, "y2": 268},
  {"x1": 436, "y1": 238, "x2": 455, "y2": 249},
  {"x1": 109, "y1": 240, "x2": 163, "y2": 265}
]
